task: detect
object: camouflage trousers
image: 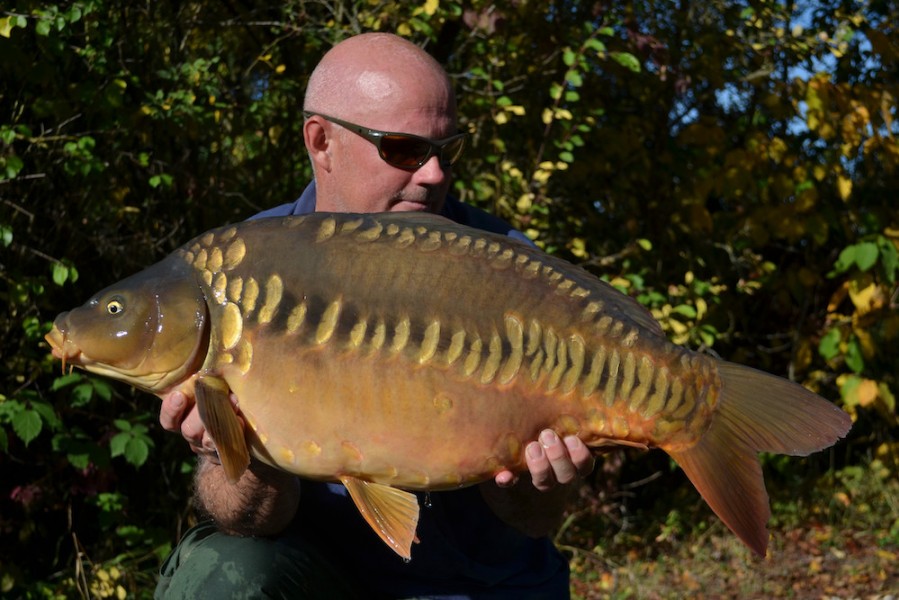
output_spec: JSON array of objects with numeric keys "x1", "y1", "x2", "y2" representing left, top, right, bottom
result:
[{"x1": 154, "y1": 520, "x2": 366, "y2": 599}]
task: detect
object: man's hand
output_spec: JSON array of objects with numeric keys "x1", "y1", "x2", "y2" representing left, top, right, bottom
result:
[
  {"x1": 158, "y1": 389, "x2": 243, "y2": 461},
  {"x1": 482, "y1": 430, "x2": 595, "y2": 538},
  {"x1": 493, "y1": 429, "x2": 594, "y2": 490}
]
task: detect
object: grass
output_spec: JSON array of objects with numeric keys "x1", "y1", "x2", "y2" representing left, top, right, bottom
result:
[{"x1": 559, "y1": 452, "x2": 899, "y2": 599}]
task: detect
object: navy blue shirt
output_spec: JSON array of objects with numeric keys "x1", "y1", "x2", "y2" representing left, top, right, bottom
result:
[{"x1": 251, "y1": 183, "x2": 569, "y2": 599}]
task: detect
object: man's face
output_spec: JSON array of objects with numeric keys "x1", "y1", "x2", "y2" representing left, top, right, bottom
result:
[{"x1": 316, "y1": 75, "x2": 459, "y2": 215}]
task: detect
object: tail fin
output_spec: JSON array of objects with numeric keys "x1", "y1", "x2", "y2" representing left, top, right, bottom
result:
[{"x1": 667, "y1": 362, "x2": 851, "y2": 556}]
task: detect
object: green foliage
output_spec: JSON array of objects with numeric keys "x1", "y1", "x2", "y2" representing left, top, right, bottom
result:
[{"x1": 2, "y1": 0, "x2": 897, "y2": 596}]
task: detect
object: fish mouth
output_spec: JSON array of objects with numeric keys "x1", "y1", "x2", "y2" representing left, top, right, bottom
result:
[{"x1": 44, "y1": 325, "x2": 84, "y2": 374}]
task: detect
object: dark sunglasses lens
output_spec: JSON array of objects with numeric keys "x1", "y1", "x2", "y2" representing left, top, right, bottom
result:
[{"x1": 380, "y1": 135, "x2": 431, "y2": 168}]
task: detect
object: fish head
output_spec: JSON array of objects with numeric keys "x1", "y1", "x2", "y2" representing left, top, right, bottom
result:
[{"x1": 45, "y1": 260, "x2": 209, "y2": 394}]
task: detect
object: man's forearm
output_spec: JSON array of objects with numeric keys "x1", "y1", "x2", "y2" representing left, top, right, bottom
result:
[{"x1": 194, "y1": 456, "x2": 301, "y2": 537}]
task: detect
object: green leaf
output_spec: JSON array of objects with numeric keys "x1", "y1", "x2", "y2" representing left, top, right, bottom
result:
[
  {"x1": 52, "y1": 262, "x2": 69, "y2": 286},
  {"x1": 565, "y1": 69, "x2": 583, "y2": 87},
  {"x1": 31, "y1": 401, "x2": 61, "y2": 431},
  {"x1": 124, "y1": 437, "x2": 150, "y2": 466},
  {"x1": 549, "y1": 82, "x2": 563, "y2": 100},
  {"x1": 672, "y1": 304, "x2": 697, "y2": 319},
  {"x1": 0, "y1": 224, "x2": 12, "y2": 247},
  {"x1": 35, "y1": 19, "x2": 51, "y2": 36},
  {"x1": 878, "y1": 236, "x2": 898, "y2": 283},
  {"x1": 818, "y1": 327, "x2": 841, "y2": 361},
  {"x1": 92, "y1": 379, "x2": 114, "y2": 402},
  {"x1": 110, "y1": 431, "x2": 130, "y2": 457},
  {"x1": 12, "y1": 409, "x2": 42, "y2": 445},
  {"x1": 562, "y1": 48, "x2": 577, "y2": 67},
  {"x1": 845, "y1": 336, "x2": 864, "y2": 373},
  {"x1": 854, "y1": 241, "x2": 879, "y2": 272},
  {"x1": 610, "y1": 51, "x2": 641, "y2": 73},
  {"x1": 72, "y1": 383, "x2": 94, "y2": 406},
  {"x1": 50, "y1": 372, "x2": 84, "y2": 390}
]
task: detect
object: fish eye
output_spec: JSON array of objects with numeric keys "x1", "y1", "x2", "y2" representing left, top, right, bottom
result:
[{"x1": 106, "y1": 297, "x2": 125, "y2": 315}]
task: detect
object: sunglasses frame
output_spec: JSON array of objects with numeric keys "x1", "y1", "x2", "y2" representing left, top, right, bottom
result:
[{"x1": 303, "y1": 111, "x2": 466, "y2": 170}]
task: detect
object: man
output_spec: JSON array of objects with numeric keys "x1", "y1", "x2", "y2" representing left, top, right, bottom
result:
[{"x1": 156, "y1": 33, "x2": 593, "y2": 599}]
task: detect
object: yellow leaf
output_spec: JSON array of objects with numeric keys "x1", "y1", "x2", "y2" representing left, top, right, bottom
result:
[
  {"x1": 837, "y1": 175, "x2": 852, "y2": 200},
  {"x1": 422, "y1": 0, "x2": 439, "y2": 16},
  {"x1": 848, "y1": 273, "x2": 885, "y2": 315},
  {"x1": 275, "y1": 64, "x2": 286, "y2": 74},
  {"x1": 857, "y1": 378, "x2": 878, "y2": 407},
  {"x1": 0, "y1": 17, "x2": 12, "y2": 38},
  {"x1": 569, "y1": 237, "x2": 588, "y2": 259},
  {"x1": 531, "y1": 169, "x2": 551, "y2": 184},
  {"x1": 541, "y1": 108, "x2": 553, "y2": 125}
]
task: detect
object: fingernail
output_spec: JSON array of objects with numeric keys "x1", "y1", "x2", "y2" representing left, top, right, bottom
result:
[
  {"x1": 563, "y1": 435, "x2": 580, "y2": 451},
  {"x1": 526, "y1": 442, "x2": 544, "y2": 459},
  {"x1": 539, "y1": 429, "x2": 558, "y2": 447},
  {"x1": 171, "y1": 392, "x2": 185, "y2": 409}
]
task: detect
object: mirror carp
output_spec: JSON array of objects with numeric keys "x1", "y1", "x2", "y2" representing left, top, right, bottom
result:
[{"x1": 45, "y1": 211, "x2": 851, "y2": 559}]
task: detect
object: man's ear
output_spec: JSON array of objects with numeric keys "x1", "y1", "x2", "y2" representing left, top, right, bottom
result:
[{"x1": 304, "y1": 117, "x2": 332, "y2": 172}]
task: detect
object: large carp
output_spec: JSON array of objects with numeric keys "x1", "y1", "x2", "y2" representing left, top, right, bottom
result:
[{"x1": 45, "y1": 212, "x2": 850, "y2": 559}]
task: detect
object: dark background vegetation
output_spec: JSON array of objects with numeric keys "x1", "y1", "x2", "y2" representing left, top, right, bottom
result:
[{"x1": 1, "y1": 1, "x2": 897, "y2": 597}]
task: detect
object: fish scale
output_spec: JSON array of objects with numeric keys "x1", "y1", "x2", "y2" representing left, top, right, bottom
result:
[{"x1": 45, "y1": 211, "x2": 850, "y2": 560}]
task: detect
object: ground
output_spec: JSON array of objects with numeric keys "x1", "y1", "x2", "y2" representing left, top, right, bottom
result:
[{"x1": 559, "y1": 453, "x2": 899, "y2": 599}]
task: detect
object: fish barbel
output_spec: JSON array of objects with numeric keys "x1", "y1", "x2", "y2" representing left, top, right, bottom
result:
[{"x1": 44, "y1": 212, "x2": 851, "y2": 559}]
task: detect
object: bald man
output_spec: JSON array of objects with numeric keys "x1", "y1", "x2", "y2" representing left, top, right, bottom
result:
[{"x1": 155, "y1": 33, "x2": 592, "y2": 599}]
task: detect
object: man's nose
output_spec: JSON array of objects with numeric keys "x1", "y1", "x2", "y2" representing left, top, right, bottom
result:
[{"x1": 413, "y1": 155, "x2": 450, "y2": 185}]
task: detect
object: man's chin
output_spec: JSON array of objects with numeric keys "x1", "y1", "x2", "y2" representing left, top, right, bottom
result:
[{"x1": 389, "y1": 199, "x2": 435, "y2": 213}]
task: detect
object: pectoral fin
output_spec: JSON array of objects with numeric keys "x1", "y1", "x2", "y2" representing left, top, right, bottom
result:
[
  {"x1": 340, "y1": 476, "x2": 420, "y2": 560},
  {"x1": 195, "y1": 375, "x2": 249, "y2": 483}
]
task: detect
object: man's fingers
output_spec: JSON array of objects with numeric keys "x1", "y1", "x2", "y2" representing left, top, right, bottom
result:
[
  {"x1": 159, "y1": 391, "x2": 191, "y2": 432},
  {"x1": 180, "y1": 407, "x2": 206, "y2": 448},
  {"x1": 525, "y1": 430, "x2": 596, "y2": 491},
  {"x1": 563, "y1": 435, "x2": 596, "y2": 478},
  {"x1": 540, "y1": 429, "x2": 578, "y2": 485},
  {"x1": 493, "y1": 470, "x2": 519, "y2": 488},
  {"x1": 525, "y1": 437, "x2": 552, "y2": 491}
]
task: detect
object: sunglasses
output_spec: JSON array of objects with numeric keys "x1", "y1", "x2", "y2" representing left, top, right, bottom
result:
[{"x1": 303, "y1": 111, "x2": 466, "y2": 170}]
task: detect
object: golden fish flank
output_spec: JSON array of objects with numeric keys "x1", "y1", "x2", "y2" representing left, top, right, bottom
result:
[{"x1": 44, "y1": 211, "x2": 851, "y2": 562}]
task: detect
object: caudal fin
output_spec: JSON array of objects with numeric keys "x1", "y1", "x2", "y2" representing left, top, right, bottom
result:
[{"x1": 667, "y1": 362, "x2": 851, "y2": 556}]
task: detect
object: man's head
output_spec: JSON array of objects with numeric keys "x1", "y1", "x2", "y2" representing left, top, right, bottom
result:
[{"x1": 302, "y1": 33, "x2": 460, "y2": 214}]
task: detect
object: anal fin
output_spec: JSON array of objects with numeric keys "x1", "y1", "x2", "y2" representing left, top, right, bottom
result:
[
  {"x1": 195, "y1": 375, "x2": 250, "y2": 483},
  {"x1": 340, "y1": 476, "x2": 420, "y2": 560}
]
